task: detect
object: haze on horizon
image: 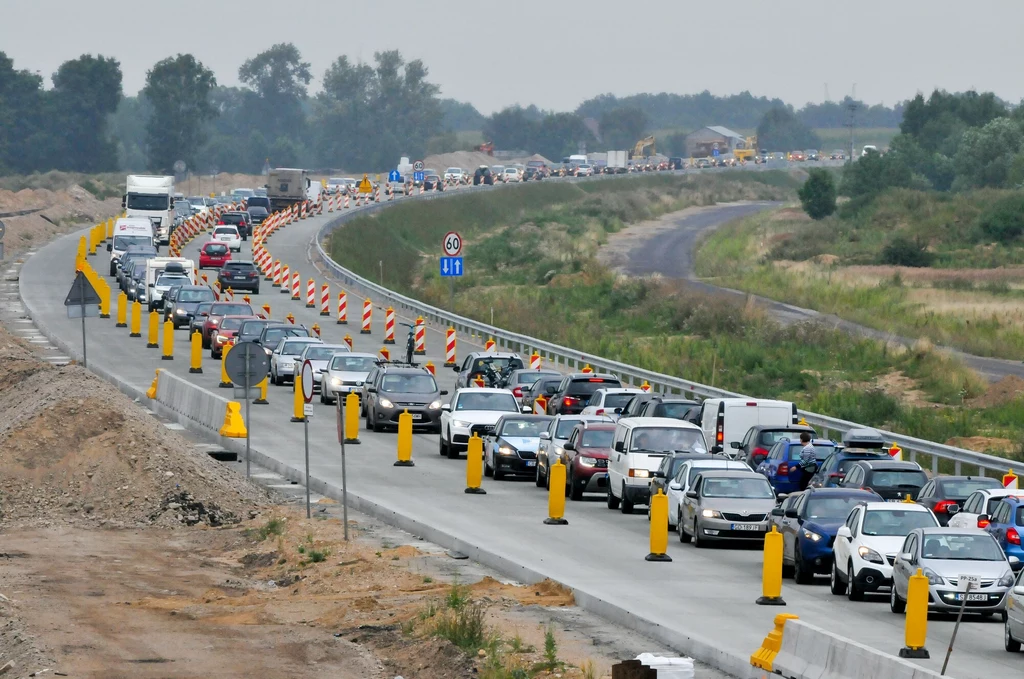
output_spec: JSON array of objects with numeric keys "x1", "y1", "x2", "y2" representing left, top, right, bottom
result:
[{"x1": 2, "y1": 0, "x2": 1022, "y2": 114}]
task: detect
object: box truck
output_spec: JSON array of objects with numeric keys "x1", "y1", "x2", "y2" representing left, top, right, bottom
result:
[{"x1": 123, "y1": 175, "x2": 175, "y2": 245}]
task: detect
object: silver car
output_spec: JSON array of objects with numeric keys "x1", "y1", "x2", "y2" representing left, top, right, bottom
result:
[
  {"x1": 320, "y1": 352, "x2": 378, "y2": 405},
  {"x1": 1006, "y1": 566, "x2": 1024, "y2": 652},
  {"x1": 269, "y1": 337, "x2": 322, "y2": 385},
  {"x1": 536, "y1": 414, "x2": 611, "y2": 488},
  {"x1": 679, "y1": 470, "x2": 777, "y2": 546},
  {"x1": 291, "y1": 343, "x2": 351, "y2": 392},
  {"x1": 891, "y1": 527, "x2": 1018, "y2": 616}
]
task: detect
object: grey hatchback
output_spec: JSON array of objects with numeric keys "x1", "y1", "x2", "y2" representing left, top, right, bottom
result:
[{"x1": 363, "y1": 365, "x2": 447, "y2": 432}]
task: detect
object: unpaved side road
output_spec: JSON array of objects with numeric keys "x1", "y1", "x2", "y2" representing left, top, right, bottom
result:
[{"x1": 603, "y1": 202, "x2": 1024, "y2": 382}]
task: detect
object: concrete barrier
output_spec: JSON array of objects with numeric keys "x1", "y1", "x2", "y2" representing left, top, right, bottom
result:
[
  {"x1": 752, "y1": 617, "x2": 949, "y2": 679},
  {"x1": 155, "y1": 369, "x2": 229, "y2": 432}
]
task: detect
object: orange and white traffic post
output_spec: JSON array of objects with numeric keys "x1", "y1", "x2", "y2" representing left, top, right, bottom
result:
[
  {"x1": 337, "y1": 291, "x2": 348, "y2": 324},
  {"x1": 530, "y1": 352, "x2": 541, "y2": 370},
  {"x1": 414, "y1": 316, "x2": 426, "y2": 355},
  {"x1": 320, "y1": 284, "x2": 330, "y2": 316},
  {"x1": 1004, "y1": 470, "x2": 1020, "y2": 489},
  {"x1": 484, "y1": 337, "x2": 496, "y2": 352},
  {"x1": 581, "y1": 364, "x2": 594, "y2": 374},
  {"x1": 305, "y1": 278, "x2": 316, "y2": 308},
  {"x1": 383, "y1": 307, "x2": 396, "y2": 344},
  {"x1": 888, "y1": 442, "x2": 903, "y2": 462},
  {"x1": 291, "y1": 271, "x2": 301, "y2": 300},
  {"x1": 280, "y1": 264, "x2": 290, "y2": 293},
  {"x1": 444, "y1": 327, "x2": 457, "y2": 367},
  {"x1": 272, "y1": 260, "x2": 282, "y2": 287},
  {"x1": 379, "y1": 346, "x2": 390, "y2": 361},
  {"x1": 286, "y1": 313, "x2": 295, "y2": 324},
  {"x1": 361, "y1": 298, "x2": 372, "y2": 334},
  {"x1": 640, "y1": 380, "x2": 651, "y2": 392},
  {"x1": 473, "y1": 375, "x2": 486, "y2": 388},
  {"x1": 343, "y1": 334, "x2": 353, "y2": 350},
  {"x1": 425, "y1": 361, "x2": 435, "y2": 375},
  {"x1": 535, "y1": 394, "x2": 549, "y2": 414},
  {"x1": 262, "y1": 303, "x2": 271, "y2": 318},
  {"x1": 344, "y1": 193, "x2": 350, "y2": 209}
]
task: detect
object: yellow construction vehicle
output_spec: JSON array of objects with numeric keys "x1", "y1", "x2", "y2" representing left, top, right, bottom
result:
[
  {"x1": 733, "y1": 135, "x2": 758, "y2": 162},
  {"x1": 631, "y1": 136, "x2": 656, "y2": 159}
]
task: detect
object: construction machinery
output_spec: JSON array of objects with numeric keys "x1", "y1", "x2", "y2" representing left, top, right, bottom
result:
[
  {"x1": 474, "y1": 142, "x2": 495, "y2": 156},
  {"x1": 733, "y1": 136, "x2": 758, "y2": 162},
  {"x1": 630, "y1": 136, "x2": 656, "y2": 159}
]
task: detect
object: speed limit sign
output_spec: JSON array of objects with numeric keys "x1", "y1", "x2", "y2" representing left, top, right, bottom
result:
[{"x1": 442, "y1": 231, "x2": 462, "y2": 257}]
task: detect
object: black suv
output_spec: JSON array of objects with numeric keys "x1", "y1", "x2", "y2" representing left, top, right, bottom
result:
[
  {"x1": 361, "y1": 364, "x2": 447, "y2": 433},
  {"x1": 245, "y1": 196, "x2": 271, "y2": 212},
  {"x1": 635, "y1": 397, "x2": 700, "y2": 421},
  {"x1": 546, "y1": 373, "x2": 622, "y2": 416},
  {"x1": 256, "y1": 322, "x2": 311, "y2": 356},
  {"x1": 217, "y1": 260, "x2": 260, "y2": 294},
  {"x1": 839, "y1": 460, "x2": 929, "y2": 501},
  {"x1": 163, "y1": 284, "x2": 217, "y2": 327},
  {"x1": 219, "y1": 211, "x2": 252, "y2": 239},
  {"x1": 473, "y1": 166, "x2": 493, "y2": 186}
]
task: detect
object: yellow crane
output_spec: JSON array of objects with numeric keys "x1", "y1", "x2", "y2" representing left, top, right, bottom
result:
[
  {"x1": 631, "y1": 136, "x2": 656, "y2": 159},
  {"x1": 734, "y1": 135, "x2": 758, "y2": 162}
]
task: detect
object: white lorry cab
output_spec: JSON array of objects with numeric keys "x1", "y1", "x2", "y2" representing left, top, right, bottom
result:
[
  {"x1": 694, "y1": 398, "x2": 798, "y2": 457},
  {"x1": 123, "y1": 175, "x2": 175, "y2": 245},
  {"x1": 107, "y1": 218, "x2": 155, "y2": 275}
]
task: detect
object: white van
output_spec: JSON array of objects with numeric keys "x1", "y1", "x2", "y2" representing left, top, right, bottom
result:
[
  {"x1": 695, "y1": 398, "x2": 798, "y2": 457},
  {"x1": 607, "y1": 417, "x2": 709, "y2": 514},
  {"x1": 142, "y1": 257, "x2": 195, "y2": 310},
  {"x1": 107, "y1": 217, "x2": 156, "y2": 275}
]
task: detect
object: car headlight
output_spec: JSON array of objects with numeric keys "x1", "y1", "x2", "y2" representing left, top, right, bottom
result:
[
  {"x1": 175, "y1": 308, "x2": 187, "y2": 315},
  {"x1": 998, "y1": 570, "x2": 1015, "y2": 588},
  {"x1": 452, "y1": 419, "x2": 472, "y2": 428},
  {"x1": 701, "y1": 509, "x2": 722, "y2": 519},
  {"x1": 427, "y1": 399, "x2": 442, "y2": 410},
  {"x1": 579, "y1": 456, "x2": 598, "y2": 467},
  {"x1": 264, "y1": 347, "x2": 273, "y2": 356},
  {"x1": 378, "y1": 398, "x2": 394, "y2": 409},
  {"x1": 857, "y1": 546, "x2": 885, "y2": 564},
  {"x1": 922, "y1": 567, "x2": 945, "y2": 586},
  {"x1": 498, "y1": 446, "x2": 516, "y2": 456},
  {"x1": 331, "y1": 377, "x2": 342, "y2": 386},
  {"x1": 630, "y1": 469, "x2": 650, "y2": 478},
  {"x1": 801, "y1": 529, "x2": 824, "y2": 542},
  {"x1": 216, "y1": 335, "x2": 228, "y2": 343}
]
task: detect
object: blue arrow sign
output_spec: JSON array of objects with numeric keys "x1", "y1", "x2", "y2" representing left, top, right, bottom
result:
[
  {"x1": 413, "y1": 171, "x2": 425, "y2": 183},
  {"x1": 712, "y1": 148, "x2": 720, "y2": 157},
  {"x1": 388, "y1": 169, "x2": 401, "y2": 182},
  {"x1": 440, "y1": 257, "x2": 464, "y2": 277}
]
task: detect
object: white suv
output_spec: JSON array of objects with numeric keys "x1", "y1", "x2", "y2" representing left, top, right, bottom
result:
[
  {"x1": 439, "y1": 388, "x2": 526, "y2": 458},
  {"x1": 831, "y1": 501, "x2": 939, "y2": 600}
]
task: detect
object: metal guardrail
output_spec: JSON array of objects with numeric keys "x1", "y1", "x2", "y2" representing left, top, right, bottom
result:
[{"x1": 309, "y1": 181, "x2": 1024, "y2": 478}]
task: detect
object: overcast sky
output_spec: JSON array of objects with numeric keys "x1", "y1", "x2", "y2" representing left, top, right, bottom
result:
[{"x1": 3, "y1": 0, "x2": 1023, "y2": 114}]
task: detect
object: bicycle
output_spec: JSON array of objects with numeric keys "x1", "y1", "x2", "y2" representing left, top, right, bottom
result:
[{"x1": 400, "y1": 322, "x2": 416, "y2": 365}]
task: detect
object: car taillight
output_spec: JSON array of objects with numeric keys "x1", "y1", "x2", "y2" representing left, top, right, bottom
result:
[
  {"x1": 978, "y1": 516, "x2": 990, "y2": 528},
  {"x1": 563, "y1": 397, "x2": 576, "y2": 406},
  {"x1": 596, "y1": 409, "x2": 605, "y2": 415},
  {"x1": 512, "y1": 387, "x2": 522, "y2": 398},
  {"x1": 933, "y1": 500, "x2": 958, "y2": 514},
  {"x1": 753, "y1": 446, "x2": 769, "y2": 459},
  {"x1": 249, "y1": 272, "x2": 257, "y2": 278},
  {"x1": 1009, "y1": 528, "x2": 1021, "y2": 546},
  {"x1": 829, "y1": 473, "x2": 844, "y2": 480},
  {"x1": 778, "y1": 462, "x2": 789, "y2": 475},
  {"x1": 217, "y1": 220, "x2": 224, "y2": 225}
]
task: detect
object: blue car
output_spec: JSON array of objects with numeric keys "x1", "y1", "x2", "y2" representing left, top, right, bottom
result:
[
  {"x1": 757, "y1": 438, "x2": 836, "y2": 493},
  {"x1": 771, "y1": 487, "x2": 882, "y2": 583},
  {"x1": 985, "y1": 496, "x2": 1024, "y2": 561},
  {"x1": 807, "y1": 448, "x2": 890, "y2": 488}
]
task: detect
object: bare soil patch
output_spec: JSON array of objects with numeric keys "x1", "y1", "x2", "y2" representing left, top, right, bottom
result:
[{"x1": 967, "y1": 374, "x2": 1024, "y2": 409}]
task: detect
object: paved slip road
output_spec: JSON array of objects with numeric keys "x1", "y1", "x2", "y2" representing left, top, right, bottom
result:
[
  {"x1": 18, "y1": 200, "x2": 1012, "y2": 679},
  {"x1": 619, "y1": 203, "x2": 1024, "y2": 382}
]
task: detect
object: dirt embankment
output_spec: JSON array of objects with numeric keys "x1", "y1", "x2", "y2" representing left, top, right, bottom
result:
[{"x1": 0, "y1": 186, "x2": 122, "y2": 257}]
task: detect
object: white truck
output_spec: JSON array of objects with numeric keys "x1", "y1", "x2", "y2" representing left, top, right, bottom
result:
[
  {"x1": 142, "y1": 257, "x2": 195, "y2": 310},
  {"x1": 107, "y1": 217, "x2": 155, "y2": 276},
  {"x1": 123, "y1": 175, "x2": 175, "y2": 245},
  {"x1": 607, "y1": 150, "x2": 628, "y2": 173}
]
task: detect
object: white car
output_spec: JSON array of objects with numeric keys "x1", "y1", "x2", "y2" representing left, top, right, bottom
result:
[
  {"x1": 321, "y1": 352, "x2": 378, "y2": 406},
  {"x1": 212, "y1": 226, "x2": 242, "y2": 252},
  {"x1": 948, "y1": 488, "x2": 1022, "y2": 529},
  {"x1": 291, "y1": 343, "x2": 350, "y2": 393},
  {"x1": 439, "y1": 387, "x2": 527, "y2": 458},
  {"x1": 576, "y1": 164, "x2": 594, "y2": 177},
  {"x1": 269, "y1": 337, "x2": 322, "y2": 385},
  {"x1": 830, "y1": 501, "x2": 939, "y2": 600},
  {"x1": 668, "y1": 458, "x2": 752, "y2": 533},
  {"x1": 502, "y1": 167, "x2": 520, "y2": 183},
  {"x1": 443, "y1": 168, "x2": 464, "y2": 184},
  {"x1": 580, "y1": 388, "x2": 644, "y2": 420}
]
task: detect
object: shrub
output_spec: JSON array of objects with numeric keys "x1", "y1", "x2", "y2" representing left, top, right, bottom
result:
[
  {"x1": 976, "y1": 193, "x2": 1024, "y2": 243},
  {"x1": 798, "y1": 169, "x2": 837, "y2": 220},
  {"x1": 880, "y1": 236, "x2": 933, "y2": 267}
]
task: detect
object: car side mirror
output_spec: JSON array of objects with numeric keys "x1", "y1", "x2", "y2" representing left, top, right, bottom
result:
[
  {"x1": 539, "y1": 431, "x2": 550, "y2": 440},
  {"x1": 784, "y1": 509, "x2": 799, "y2": 519},
  {"x1": 899, "y1": 552, "x2": 914, "y2": 563},
  {"x1": 668, "y1": 482, "x2": 681, "y2": 491},
  {"x1": 711, "y1": 445, "x2": 723, "y2": 454},
  {"x1": 614, "y1": 441, "x2": 624, "y2": 453},
  {"x1": 729, "y1": 441, "x2": 742, "y2": 449},
  {"x1": 837, "y1": 526, "x2": 852, "y2": 539},
  {"x1": 367, "y1": 387, "x2": 377, "y2": 394},
  {"x1": 685, "y1": 490, "x2": 698, "y2": 499},
  {"x1": 521, "y1": 406, "x2": 532, "y2": 414},
  {"x1": 563, "y1": 441, "x2": 575, "y2": 451},
  {"x1": 1010, "y1": 556, "x2": 1022, "y2": 572},
  {"x1": 148, "y1": 283, "x2": 154, "y2": 287},
  {"x1": 614, "y1": 407, "x2": 622, "y2": 414},
  {"x1": 106, "y1": 243, "x2": 113, "y2": 252},
  {"x1": 440, "y1": 390, "x2": 449, "y2": 396},
  {"x1": 452, "y1": 366, "x2": 460, "y2": 372},
  {"x1": 771, "y1": 507, "x2": 784, "y2": 517},
  {"x1": 441, "y1": 404, "x2": 451, "y2": 412}
]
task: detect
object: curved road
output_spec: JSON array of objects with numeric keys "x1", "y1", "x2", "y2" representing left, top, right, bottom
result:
[
  {"x1": 17, "y1": 198, "x2": 1008, "y2": 678},
  {"x1": 620, "y1": 204, "x2": 1024, "y2": 381}
]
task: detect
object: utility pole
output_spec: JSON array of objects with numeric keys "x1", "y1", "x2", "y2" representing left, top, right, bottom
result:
[{"x1": 844, "y1": 84, "x2": 858, "y2": 162}]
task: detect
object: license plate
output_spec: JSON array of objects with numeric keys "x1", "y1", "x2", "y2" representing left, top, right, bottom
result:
[
  {"x1": 526, "y1": 460, "x2": 536, "y2": 467},
  {"x1": 411, "y1": 414, "x2": 423, "y2": 421},
  {"x1": 234, "y1": 275, "x2": 245, "y2": 280},
  {"x1": 731, "y1": 523, "x2": 761, "y2": 531},
  {"x1": 953, "y1": 593, "x2": 988, "y2": 602},
  {"x1": 886, "y1": 499, "x2": 904, "y2": 503}
]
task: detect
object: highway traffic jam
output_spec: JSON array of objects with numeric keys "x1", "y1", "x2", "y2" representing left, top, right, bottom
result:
[{"x1": 94, "y1": 170, "x2": 1024, "y2": 666}]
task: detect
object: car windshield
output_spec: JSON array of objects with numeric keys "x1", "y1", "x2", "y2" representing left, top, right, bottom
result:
[
  {"x1": 473, "y1": 357, "x2": 524, "y2": 372},
  {"x1": 263, "y1": 327, "x2": 305, "y2": 344},
  {"x1": 212, "y1": 304, "x2": 252, "y2": 316},
  {"x1": 869, "y1": 470, "x2": 928, "y2": 487},
  {"x1": 330, "y1": 355, "x2": 377, "y2": 372},
  {"x1": 282, "y1": 341, "x2": 315, "y2": 355},
  {"x1": 500, "y1": 420, "x2": 546, "y2": 437},
  {"x1": 238, "y1": 321, "x2": 268, "y2": 338},
  {"x1": 178, "y1": 289, "x2": 215, "y2": 303},
  {"x1": 455, "y1": 392, "x2": 517, "y2": 411},
  {"x1": 940, "y1": 479, "x2": 1000, "y2": 499},
  {"x1": 702, "y1": 477, "x2": 774, "y2": 499},
  {"x1": 113, "y1": 235, "x2": 152, "y2": 249},
  {"x1": 580, "y1": 430, "x2": 614, "y2": 448},
  {"x1": 688, "y1": 464, "x2": 738, "y2": 484},
  {"x1": 188, "y1": 197, "x2": 205, "y2": 207},
  {"x1": 654, "y1": 402, "x2": 695, "y2": 418},
  {"x1": 604, "y1": 393, "x2": 636, "y2": 408},
  {"x1": 629, "y1": 427, "x2": 707, "y2": 453},
  {"x1": 922, "y1": 533, "x2": 1006, "y2": 561},
  {"x1": 382, "y1": 374, "x2": 438, "y2": 394},
  {"x1": 220, "y1": 317, "x2": 246, "y2": 331},
  {"x1": 446, "y1": 168, "x2": 460, "y2": 174},
  {"x1": 861, "y1": 510, "x2": 937, "y2": 536},
  {"x1": 232, "y1": 189, "x2": 255, "y2": 198},
  {"x1": 805, "y1": 495, "x2": 870, "y2": 521},
  {"x1": 157, "y1": 275, "x2": 188, "y2": 287},
  {"x1": 248, "y1": 207, "x2": 267, "y2": 215},
  {"x1": 304, "y1": 346, "x2": 344, "y2": 361},
  {"x1": 555, "y1": 419, "x2": 584, "y2": 438},
  {"x1": 126, "y1": 193, "x2": 168, "y2": 211},
  {"x1": 205, "y1": 244, "x2": 228, "y2": 255},
  {"x1": 174, "y1": 201, "x2": 191, "y2": 212}
]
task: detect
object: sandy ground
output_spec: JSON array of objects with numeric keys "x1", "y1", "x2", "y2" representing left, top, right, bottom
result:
[{"x1": 0, "y1": 186, "x2": 122, "y2": 259}]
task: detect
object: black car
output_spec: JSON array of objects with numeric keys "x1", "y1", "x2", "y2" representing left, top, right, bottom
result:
[
  {"x1": 163, "y1": 284, "x2": 217, "y2": 328},
  {"x1": 546, "y1": 373, "x2": 622, "y2": 416},
  {"x1": 473, "y1": 167, "x2": 493, "y2": 185},
  {"x1": 668, "y1": 157, "x2": 685, "y2": 170},
  {"x1": 246, "y1": 206, "x2": 269, "y2": 225},
  {"x1": 838, "y1": 460, "x2": 929, "y2": 501},
  {"x1": 362, "y1": 364, "x2": 447, "y2": 432},
  {"x1": 237, "y1": 318, "x2": 275, "y2": 345},
  {"x1": 914, "y1": 475, "x2": 1002, "y2": 525},
  {"x1": 738, "y1": 424, "x2": 817, "y2": 467},
  {"x1": 482, "y1": 414, "x2": 553, "y2": 480},
  {"x1": 189, "y1": 302, "x2": 215, "y2": 335},
  {"x1": 256, "y1": 322, "x2": 311, "y2": 355},
  {"x1": 635, "y1": 397, "x2": 700, "y2": 421},
  {"x1": 618, "y1": 392, "x2": 660, "y2": 420},
  {"x1": 217, "y1": 260, "x2": 260, "y2": 294},
  {"x1": 219, "y1": 211, "x2": 251, "y2": 239},
  {"x1": 245, "y1": 196, "x2": 271, "y2": 212},
  {"x1": 423, "y1": 174, "x2": 444, "y2": 191}
]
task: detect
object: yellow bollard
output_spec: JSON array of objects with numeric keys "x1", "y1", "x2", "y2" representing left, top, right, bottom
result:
[
  {"x1": 115, "y1": 291, "x2": 128, "y2": 327},
  {"x1": 219, "y1": 402, "x2": 247, "y2": 438},
  {"x1": 98, "y1": 279, "x2": 110, "y2": 318},
  {"x1": 189, "y1": 331, "x2": 203, "y2": 373},
  {"x1": 394, "y1": 410, "x2": 415, "y2": 466},
  {"x1": 106, "y1": 217, "x2": 114, "y2": 239},
  {"x1": 545, "y1": 460, "x2": 568, "y2": 525},
  {"x1": 291, "y1": 372, "x2": 305, "y2": 422},
  {"x1": 344, "y1": 392, "x2": 360, "y2": 443},
  {"x1": 76, "y1": 236, "x2": 87, "y2": 268},
  {"x1": 219, "y1": 341, "x2": 233, "y2": 388},
  {"x1": 750, "y1": 614, "x2": 800, "y2": 671},
  {"x1": 87, "y1": 228, "x2": 95, "y2": 256},
  {"x1": 129, "y1": 300, "x2": 142, "y2": 337},
  {"x1": 146, "y1": 311, "x2": 160, "y2": 348},
  {"x1": 756, "y1": 525, "x2": 786, "y2": 605},
  {"x1": 899, "y1": 568, "x2": 930, "y2": 658},
  {"x1": 465, "y1": 434, "x2": 486, "y2": 494},
  {"x1": 254, "y1": 376, "x2": 268, "y2": 404},
  {"x1": 645, "y1": 488, "x2": 672, "y2": 561},
  {"x1": 161, "y1": 320, "x2": 174, "y2": 360},
  {"x1": 145, "y1": 369, "x2": 160, "y2": 399}
]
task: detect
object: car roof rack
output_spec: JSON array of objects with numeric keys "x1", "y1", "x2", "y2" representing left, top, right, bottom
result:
[{"x1": 378, "y1": 360, "x2": 421, "y2": 369}]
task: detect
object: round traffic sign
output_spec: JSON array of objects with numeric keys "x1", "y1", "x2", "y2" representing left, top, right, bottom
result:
[
  {"x1": 0, "y1": 219, "x2": 6, "y2": 241},
  {"x1": 413, "y1": 160, "x2": 424, "y2": 172},
  {"x1": 224, "y1": 341, "x2": 270, "y2": 386},
  {"x1": 301, "y1": 360, "x2": 315, "y2": 403},
  {"x1": 443, "y1": 231, "x2": 463, "y2": 257}
]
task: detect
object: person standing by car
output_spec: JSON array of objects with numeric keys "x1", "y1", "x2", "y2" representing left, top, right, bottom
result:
[{"x1": 799, "y1": 432, "x2": 817, "y2": 489}]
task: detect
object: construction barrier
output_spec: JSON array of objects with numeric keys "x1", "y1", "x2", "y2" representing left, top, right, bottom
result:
[
  {"x1": 444, "y1": 327, "x2": 457, "y2": 367},
  {"x1": 115, "y1": 291, "x2": 127, "y2": 327},
  {"x1": 485, "y1": 337, "x2": 496, "y2": 352},
  {"x1": 383, "y1": 307, "x2": 396, "y2": 344},
  {"x1": 545, "y1": 461, "x2": 568, "y2": 525},
  {"x1": 414, "y1": 316, "x2": 426, "y2": 355},
  {"x1": 337, "y1": 291, "x2": 348, "y2": 324},
  {"x1": 262, "y1": 303, "x2": 271, "y2": 318},
  {"x1": 756, "y1": 526, "x2": 786, "y2": 606},
  {"x1": 645, "y1": 489, "x2": 671, "y2": 561},
  {"x1": 291, "y1": 271, "x2": 300, "y2": 300},
  {"x1": 425, "y1": 361, "x2": 435, "y2": 375},
  {"x1": 219, "y1": 341, "x2": 234, "y2": 388},
  {"x1": 291, "y1": 373, "x2": 305, "y2": 422},
  {"x1": 279, "y1": 264, "x2": 290, "y2": 293},
  {"x1": 343, "y1": 334, "x2": 353, "y2": 350},
  {"x1": 161, "y1": 320, "x2": 174, "y2": 360},
  {"x1": 530, "y1": 352, "x2": 541, "y2": 370},
  {"x1": 361, "y1": 298, "x2": 372, "y2": 334},
  {"x1": 272, "y1": 260, "x2": 282, "y2": 287},
  {"x1": 305, "y1": 278, "x2": 315, "y2": 308},
  {"x1": 343, "y1": 393, "x2": 360, "y2": 443},
  {"x1": 219, "y1": 402, "x2": 247, "y2": 438},
  {"x1": 320, "y1": 284, "x2": 330, "y2": 316}
]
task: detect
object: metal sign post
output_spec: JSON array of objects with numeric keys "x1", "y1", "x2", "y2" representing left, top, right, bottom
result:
[
  {"x1": 64, "y1": 270, "x2": 101, "y2": 368},
  {"x1": 942, "y1": 577, "x2": 977, "y2": 674},
  {"x1": 301, "y1": 359, "x2": 315, "y2": 518},
  {"x1": 336, "y1": 396, "x2": 349, "y2": 541},
  {"x1": 225, "y1": 341, "x2": 270, "y2": 480}
]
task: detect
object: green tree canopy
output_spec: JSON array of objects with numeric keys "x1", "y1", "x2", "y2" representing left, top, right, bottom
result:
[
  {"x1": 238, "y1": 43, "x2": 311, "y2": 144},
  {"x1": 756, "y1": 107, "x2": 821, "y2": 151},
  {"x1": 952, "y1": 117, "x2": 1024, "y2": 190},
  {"x1": 598, "y1": 107, "x2": 648, "y2": 151},
  {"x1": 142, "y1": 54, "x2": 217, "y2": 173},
  {"x1": 798, "y1": 169, "x2": 837, "y2": 220},
  {"x1": 51, "y1": 54, "x2": 122, "y2": 172}
]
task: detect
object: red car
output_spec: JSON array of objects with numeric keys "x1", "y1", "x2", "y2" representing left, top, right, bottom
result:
[
  {"x1": 211, "y1": 315, "x2": 259, "y2": 359},
  {"x1": 201, "y1": 302, "x2": 255, "y2": 348},
  {"x1": 199, "y1": 241, "x2": 231, "y2": 269},
  {"x1": 562, "y1": 422, "x2": 616, "y2": 501}
]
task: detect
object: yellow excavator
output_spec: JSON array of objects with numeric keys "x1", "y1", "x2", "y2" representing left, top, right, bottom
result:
[
  {"x1": 733, "y1": 135, "x2": 758, "y2": 162},
  {"x1": 631, "y1": 136, "x2": 656, "y2": 159}
]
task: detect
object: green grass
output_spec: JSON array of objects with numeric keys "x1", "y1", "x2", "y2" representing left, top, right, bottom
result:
[{"x1": 246, "y1": 517, "x2": 286, "y2": 542}]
